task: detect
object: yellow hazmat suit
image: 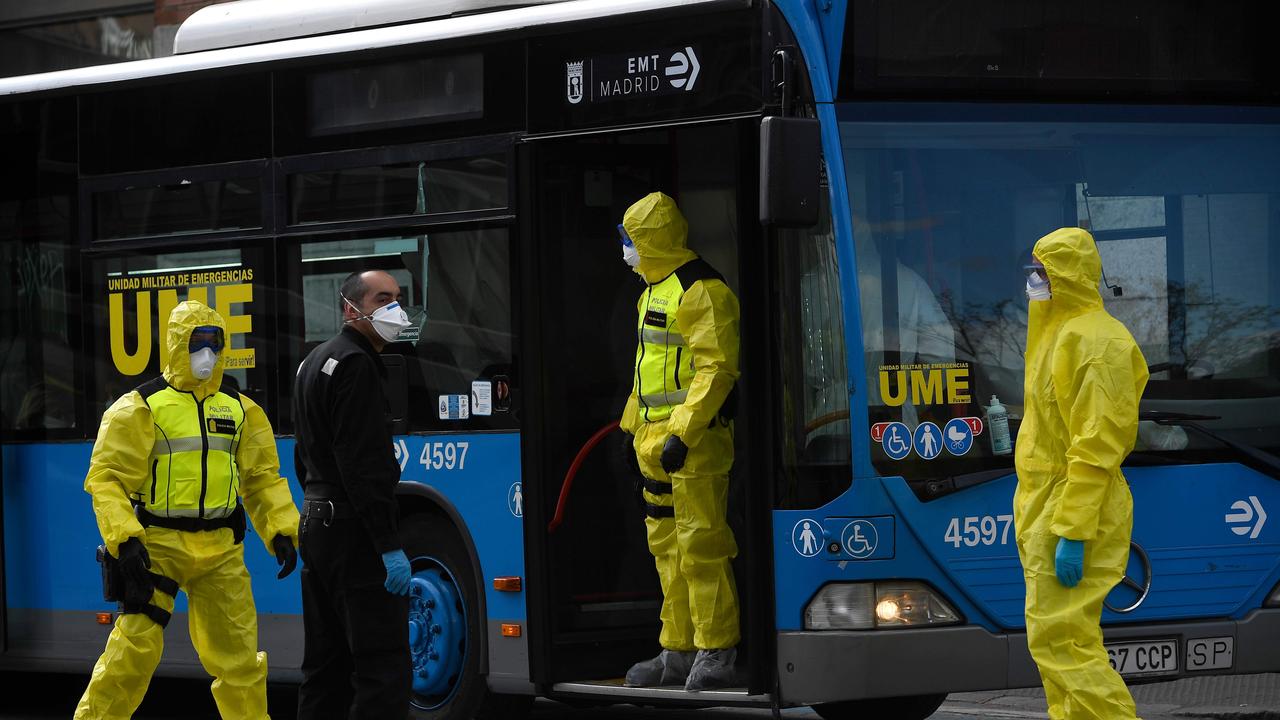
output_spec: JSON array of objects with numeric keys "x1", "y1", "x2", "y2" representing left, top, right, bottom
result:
[
  {"x1": 1014, "y1": 228, "x2": 1149, "y2": 720},
  {"x1": 75, "y1": 301, "x2": 300, "y2": 720},
  {"x1": 619, "y1": 192, "x2": 741, "y2": 653}
]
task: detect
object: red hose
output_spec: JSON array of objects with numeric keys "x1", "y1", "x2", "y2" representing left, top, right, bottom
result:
[{"x1": 548, "y1": 420, "x2": 620, "y2": 534}]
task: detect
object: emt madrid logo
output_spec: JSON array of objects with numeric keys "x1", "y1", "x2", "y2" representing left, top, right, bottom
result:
[
  {"x1": 564, "y1": 45, "x2": 702, "y2": 105},
  {"x1": 566, "y1": 60, "x2": 584, "y2": 104}
]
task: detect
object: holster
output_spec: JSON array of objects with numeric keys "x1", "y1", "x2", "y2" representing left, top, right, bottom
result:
[
  {"x1": 95, "y1": 544, "x2": 181, "y2": 628},
  {"x1": 96, "y1": 544, "x2": 122, "y2": 603}
]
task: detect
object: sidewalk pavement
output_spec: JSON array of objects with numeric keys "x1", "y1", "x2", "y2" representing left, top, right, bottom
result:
[{"x1": 945, "y1": 674, "x2": 1280, "y2": 720}]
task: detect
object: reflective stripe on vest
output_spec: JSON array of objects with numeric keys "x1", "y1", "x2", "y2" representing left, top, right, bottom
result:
[
  {"x1": 634, "y1": 272, "x2": 697, "y2": 423},
  {"x1": 142, "y1": 386, "x2": 245, "y2": 519}
]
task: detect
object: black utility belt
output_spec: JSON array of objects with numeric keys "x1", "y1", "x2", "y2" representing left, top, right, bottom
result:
[
  {"x1": 136, "y1": 504, "x2": 246, "y2": 545},
  {"x1": 303, "y1": 498, "x2": 356, "y2": 522}
]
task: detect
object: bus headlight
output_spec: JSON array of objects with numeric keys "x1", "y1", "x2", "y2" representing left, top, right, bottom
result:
[{"x1": 804, "y1": 581, "x2": 961, "y2": 630}]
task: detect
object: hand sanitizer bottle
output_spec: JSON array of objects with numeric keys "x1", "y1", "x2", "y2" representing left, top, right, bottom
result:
[{"x1": 987, "y1": 395, "x2": 1012, "y2": 456}]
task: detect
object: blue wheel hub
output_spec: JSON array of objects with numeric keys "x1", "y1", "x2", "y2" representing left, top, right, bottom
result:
[{"x1": 408, "y1": 563, "x2": 466, "y2": 705}]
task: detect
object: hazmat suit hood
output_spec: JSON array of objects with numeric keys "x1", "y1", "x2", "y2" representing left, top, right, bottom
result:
[
  {"x1": 1032, "y1": 227, "x2": 1105, "y2": 315},
  {"x1": 622, "y1": 192, "x2": 698, "y2": 284},
  {"x1": 163, "y1": 300, "x2": 226, "y2": 398},
  {"x1": 1026, "y1": 227, "x2": 1105, "y2": 362}
]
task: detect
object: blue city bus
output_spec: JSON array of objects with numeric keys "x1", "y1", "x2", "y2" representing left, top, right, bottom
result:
[{"x1": 2, "y1": 1, "x2": 1279, "y2": 718}]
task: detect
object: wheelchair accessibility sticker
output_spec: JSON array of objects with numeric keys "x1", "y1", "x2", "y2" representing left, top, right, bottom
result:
[
  {"x1": 872, "y1": 421, "x2": 913, "y2": 460},
  {"x1": 841, "y1": 520, "x2": 878, "y2": 559}
]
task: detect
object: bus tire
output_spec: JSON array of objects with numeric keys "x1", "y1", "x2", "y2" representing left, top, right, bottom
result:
[
  {"x1": 401, "y1": 512, "x2": 533, "y2": 720},
  {"x1": 811, "y1": 693, "x2": 947, "y2": 720}
]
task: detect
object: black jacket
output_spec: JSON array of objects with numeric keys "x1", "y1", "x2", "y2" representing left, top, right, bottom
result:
[{"x1": 293, "y1": 326, "x2": 400, "y2": 553}]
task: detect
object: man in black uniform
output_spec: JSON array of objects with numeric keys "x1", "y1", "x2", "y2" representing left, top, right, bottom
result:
[{"x1": 293, "y1": 269, "x2": 415, "y2": 719}]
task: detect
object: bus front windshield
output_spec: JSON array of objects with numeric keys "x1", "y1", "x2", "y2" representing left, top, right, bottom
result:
[{"x1": 840, "y1": 107, "x2": 1280, "y2": 488}]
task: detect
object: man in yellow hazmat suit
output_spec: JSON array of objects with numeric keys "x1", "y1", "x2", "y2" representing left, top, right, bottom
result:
[
  {"x1": 617, "y1": 192, "x2": 741, "y2": 692},
  {"x1": 1015, "y1": 227, "x2": 1148, "y2": 720},
  {"x1": 75, "y1": 300, "x2": 301, "y2": 720}
]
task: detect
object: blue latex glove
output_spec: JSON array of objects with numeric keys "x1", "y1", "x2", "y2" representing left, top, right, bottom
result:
[
  {"x1": 1054, "y1": 538, "x2": 1084, "y2": 588},
  {"x1": 381, "y1": 549, "x2": 412, "y2": 596}
]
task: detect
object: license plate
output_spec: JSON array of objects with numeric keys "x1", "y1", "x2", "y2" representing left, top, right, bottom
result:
[
  {"x1": 1186, "y1": 636, "x2": 1234, "y2": 672},
  {"x1": 1106, "y1": 640, "x2": 1178, "y2": 677}
]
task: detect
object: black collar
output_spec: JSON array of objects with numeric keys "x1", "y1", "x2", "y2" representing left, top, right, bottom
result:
[{"x1": 340, "y1": 325, "x2": 381, "y2": 361}]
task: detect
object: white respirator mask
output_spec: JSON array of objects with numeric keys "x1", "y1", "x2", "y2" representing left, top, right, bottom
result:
[
  {"x1": 1025, "y1": 267, "x2": 1051, "y2": 302},
  {"x1": 622, "y1": 244, "x2": 640, "y2": 267},
  {"x1": 345, "y1": 296, "x2": 413, "y2": 343},
  {"x1": 190, "y1": 348, "x2": 219, "y2": 380}
]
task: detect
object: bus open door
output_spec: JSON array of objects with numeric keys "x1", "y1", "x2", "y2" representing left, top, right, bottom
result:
[{"x1": 521, "y1": 118, "x2": 774, "y2": 705}]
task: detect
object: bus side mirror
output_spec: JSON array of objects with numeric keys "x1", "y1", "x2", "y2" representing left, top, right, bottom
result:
[{"x1": 759, "y1": 116, "x2": 820, "y2": 227}]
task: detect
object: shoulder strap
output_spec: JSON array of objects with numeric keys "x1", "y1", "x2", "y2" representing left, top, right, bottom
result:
[
  {"x1": 134, "y1": 377, "x2": 169, "y2": 403},
  {"x1": 674, "y1": 258, "x2": 725, "y2": 290},
  {"x1": 218, "y1": 380, "x2": 240, "y2": 400}
]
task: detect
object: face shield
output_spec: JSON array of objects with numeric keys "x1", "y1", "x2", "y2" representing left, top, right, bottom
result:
[
  {"x1": 618, "y1": 224, "x2": 640, "y2": 268},
  {"x1": 189, "y1": 326, "x2": 226, "y2": 354},
  {"x1": 1024, "y1": 262, "x2": 1051, "y2": 301}
]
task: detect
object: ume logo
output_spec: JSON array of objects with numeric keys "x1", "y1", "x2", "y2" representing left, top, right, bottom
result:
[{"x1": 108, "y1": 279, "x2": 255, "y2": 376}]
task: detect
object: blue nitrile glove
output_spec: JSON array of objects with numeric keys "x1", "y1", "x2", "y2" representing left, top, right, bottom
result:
[
  {"x1": 1054, "y1": 538, "x2": 1084, "y2": 588},
  {"x1": 381, "y1": 549, "x2": 412, "y2": 596}
]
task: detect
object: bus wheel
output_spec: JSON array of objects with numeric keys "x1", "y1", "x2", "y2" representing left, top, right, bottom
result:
[
  {"x1": 812, "y1": 693, "x2": 947, "y2": 720},
  {"x1": 403, "y1": 513, "x2": 533, "y2": 720}
]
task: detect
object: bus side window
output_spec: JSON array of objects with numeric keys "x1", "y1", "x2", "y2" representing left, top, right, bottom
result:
[{"x1": 773, "y1": 186, "x2": 852, "y2": 508}]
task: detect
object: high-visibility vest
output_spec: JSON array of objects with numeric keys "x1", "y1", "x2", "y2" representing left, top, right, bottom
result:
[
  {"x1": 135, "y1": 377, "x2": 245, "y2": 519},
  {"x1": 633, "y1": 259, "x2": 724, "y2": 423}
]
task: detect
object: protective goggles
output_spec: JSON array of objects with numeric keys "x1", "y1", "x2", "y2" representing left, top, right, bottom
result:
[
  {"x1": 1023, "y1": 263, "x2": 1049, "y2": 284},
  {"x1": 188, "y1": 326, "x2": 225, "y2": 354},
  {"x1": 617, "y1": 224, "x2": 634, "y2": 247}
]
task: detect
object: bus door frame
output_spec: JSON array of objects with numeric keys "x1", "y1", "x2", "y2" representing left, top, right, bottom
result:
[
  {"x1": 1, "y1": 441, "x2": 6, "y2": 653},
  {"x1": 518, "y1": 117, "x2": 775, "y2": 694}
]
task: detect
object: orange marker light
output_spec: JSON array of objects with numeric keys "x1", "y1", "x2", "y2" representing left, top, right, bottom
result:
[
  {"x1": 501, "y1": 623, "x2": 522, "y2": 638},
  {"x1": 96, "y1": 612, "x2": 114, "y2": 625},
  {"x1": 493, "y1": 577, "x2": 522, "y2": 592}
]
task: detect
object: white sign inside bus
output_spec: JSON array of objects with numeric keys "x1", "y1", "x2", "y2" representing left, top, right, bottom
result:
[
  {"x1": 106, "y1": 268, "x2": 256, "y2": 375},
  {"x1": 564, "y1": 45, "x2": 702, "y2": 105}
]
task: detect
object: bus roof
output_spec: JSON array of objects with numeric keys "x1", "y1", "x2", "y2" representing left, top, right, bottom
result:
[
  {"x1": 0, "y1": 0, "x2": 743, "y2": 98},
  {"x1": 173, "y1": 0, "x2": 571, "y2": 55}
]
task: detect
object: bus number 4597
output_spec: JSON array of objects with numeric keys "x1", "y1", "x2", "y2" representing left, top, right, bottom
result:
[
  {"x1": 420, "y1": 441, "x2": 470, "y2": 471},
  {"x1": 944, "y1": 515, "x2": 1014, "y2": 548}
]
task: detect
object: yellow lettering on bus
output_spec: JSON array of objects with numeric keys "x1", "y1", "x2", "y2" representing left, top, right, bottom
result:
[
  {"x1": 107, "y1": 282, "x2": 254, "y2": 376},
  {"x1": 879, "y1": 369, "x2": 908, "y2": 407},
  {"x1": 910, "y1": 369, "x2": 943, "y2": 405},
  {"x1": 157, "y1": 287, "x2": 210, "y2": 326},
  {"x1": 109, "y1": 292, "x2": 151, "y2": 376},
  {"x1": 216, "y1": 283, "x2": 255, "y2": 369},
  {"x1": 945, "y1": 367, "x2": 972, "y2": 404}
]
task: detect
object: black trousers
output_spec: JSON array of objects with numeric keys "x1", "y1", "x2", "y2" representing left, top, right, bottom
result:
[{"x1": 297, "y1": 516, "x2": 411, "y2": 720}]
